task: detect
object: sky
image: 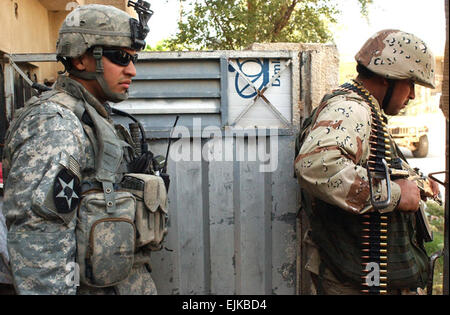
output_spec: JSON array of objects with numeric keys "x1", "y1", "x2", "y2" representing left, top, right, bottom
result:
[
  {"x1": 329, "y1": 0, "x2": 447, "y2": 61},
  {"x1": 145, "y1": 0, "x2": 447, "y2": 60}
]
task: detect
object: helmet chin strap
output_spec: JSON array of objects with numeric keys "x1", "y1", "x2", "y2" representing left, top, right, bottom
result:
[
  {"x1": 67, "y1": 46, "x2": 128, "y2": 103},
  {"x1": 381, "y1": 79, "x2": 396, "y2": 111}
]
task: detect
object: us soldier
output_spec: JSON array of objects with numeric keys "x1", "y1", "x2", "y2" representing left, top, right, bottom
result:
[
  {"x1": 295, "y1": 29, "x2": 440, "y2": 295},
  {"x1": 1, "y1": 179, "x2": 14, "y2": 294},
  {"x1": 2, "y1": 3, "x2": 169, "y2": 294}
]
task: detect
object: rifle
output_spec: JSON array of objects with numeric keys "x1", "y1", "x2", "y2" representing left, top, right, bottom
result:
[
  {"x1": 366, "y1": 155, "x2": 445, "y2": 294},
  {"x1": 390, "y1": 158, "x2": 442, "y2": 205},
  {"x1": 367, "y1": 156, "x2": 441, "y2": 241},
  {"x1": 389, "y1": 157, "x2": 442, "y2": 243}
]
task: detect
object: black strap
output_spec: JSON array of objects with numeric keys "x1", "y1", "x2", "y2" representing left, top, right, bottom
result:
[
  {"x1": 317, "y1": 261, "x2": 326, "y2": 295},
  {"x1": 382, "y1": 79, "x2": 396, "y2": 110}
]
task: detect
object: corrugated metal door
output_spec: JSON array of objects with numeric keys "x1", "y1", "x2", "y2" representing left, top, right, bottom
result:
[{"x1": 115, "y1": 51, "x2": 300, "y2": 294}]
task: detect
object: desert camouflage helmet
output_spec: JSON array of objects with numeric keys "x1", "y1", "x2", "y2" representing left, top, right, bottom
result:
[{"x1": 355, "y1": 29, "x2": 436, "y2": 89}]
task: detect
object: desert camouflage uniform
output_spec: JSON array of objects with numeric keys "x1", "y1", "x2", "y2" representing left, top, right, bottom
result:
[
  {"x1": 295, "y1": 89, "x2": 401, "y2": 214},
  {"x1": 295, "y1": 29, "x2": 435, "y2": 294},
  {"x1": 295, "y1": 88, "x2": 401, "y2": 286},
  {"x1": 2, "y1": 75, "x2": 157, "y2": 295}
]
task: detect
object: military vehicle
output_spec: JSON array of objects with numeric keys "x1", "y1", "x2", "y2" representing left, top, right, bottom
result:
[{"x1": 388, "y1": 115, "x2": 429, "y2": 158}]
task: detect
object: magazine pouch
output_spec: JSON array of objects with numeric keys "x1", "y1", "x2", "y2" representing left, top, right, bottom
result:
[
  {"x1": 121, "y1": 174, "x2": 168, "y2": 250},
  {"x1": 77, "y1": 190, "x2": 136, "y2": 287}
]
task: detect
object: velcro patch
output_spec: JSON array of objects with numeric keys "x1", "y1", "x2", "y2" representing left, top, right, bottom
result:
[{"x1": 53, "y1": 168, "x2": 81, "y2": 214}]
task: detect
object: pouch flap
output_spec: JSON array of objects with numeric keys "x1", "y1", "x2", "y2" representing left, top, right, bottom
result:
[{"x1": 125, "y1": 173, "x2": 168, "y2": 213}]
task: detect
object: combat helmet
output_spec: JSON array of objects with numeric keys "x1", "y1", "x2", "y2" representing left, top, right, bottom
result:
[
  {"x1": 355, "y1": 29, "x2": 436, "y2": 89},
  {"x1": 56, "y1": 1, "x2": 153, "y2": 102}
]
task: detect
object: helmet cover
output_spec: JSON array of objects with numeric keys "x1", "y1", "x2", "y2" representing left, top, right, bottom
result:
[{"x1": 355, "y1": 29, "x2": 436, "y2": 88}]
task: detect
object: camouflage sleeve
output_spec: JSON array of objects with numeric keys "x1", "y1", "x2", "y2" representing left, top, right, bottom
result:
[
  {"x1": 294, "y1": 96, "x2": 401, "y2": 214},
  {"x1": 3, "y1": 102, "x2": 85, "y2": 294}
]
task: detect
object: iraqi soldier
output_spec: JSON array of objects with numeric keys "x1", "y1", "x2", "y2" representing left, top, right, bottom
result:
[
  {"x1": 2, "y1": 3, "x2": 168, "y2": 294},
  {"x1": 295, "y1": 29, "x2": 440, "y2": 295}
]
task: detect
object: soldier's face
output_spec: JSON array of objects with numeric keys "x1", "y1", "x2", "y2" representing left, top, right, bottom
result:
[
  {"x1": 75, "y1": 47, "x2": 137, "y2": 103},
  {"x1": 101, "y1": 47, "x2": 137, "y2": 97},
  {"x1": 384, "y1": 79, "x2": 415, "y2": 116}
]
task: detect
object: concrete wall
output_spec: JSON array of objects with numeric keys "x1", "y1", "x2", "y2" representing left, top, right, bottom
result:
[
  {"x1": 84, "y1": 0, "x2": 136, "y2": 16},
  {"x1": 0, "y1": 0, "x2": 50, "y2": 54},
  {"x1": 0, "y1": 0, "x2": 54, "y2": 82}
]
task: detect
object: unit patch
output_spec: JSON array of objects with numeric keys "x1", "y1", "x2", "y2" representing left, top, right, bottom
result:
[{"x1": 53, "y1": 168, "x2": 81, "y2": 214}]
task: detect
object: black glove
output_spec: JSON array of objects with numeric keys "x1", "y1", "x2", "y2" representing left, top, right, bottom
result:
[{"x1": 128, "y1": 151, "x2": 154, "y2": 173}]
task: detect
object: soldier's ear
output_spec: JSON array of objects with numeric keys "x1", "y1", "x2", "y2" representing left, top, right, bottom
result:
[
  {"x1": 71, "y1": 54, "x2": 91, "y2": 71},
  {"x1": 370, "y1": 75, "x2": 389, "y2": 90},
  {"x1": 379, "y1": 76, "x2": 389, "y2": 87}
]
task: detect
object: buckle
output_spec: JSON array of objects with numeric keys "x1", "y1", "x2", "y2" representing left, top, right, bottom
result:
[{"x1": 92, "y1": 46, "x2": 103, "y2": 60}]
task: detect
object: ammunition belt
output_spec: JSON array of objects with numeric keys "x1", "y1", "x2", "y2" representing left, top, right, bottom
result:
[
  {"x1": 360, "y1": 213, "x2": 389, "y2": 294},
  {"x1": 338, "y1": 81, "x2": 392, "y2": 294}
]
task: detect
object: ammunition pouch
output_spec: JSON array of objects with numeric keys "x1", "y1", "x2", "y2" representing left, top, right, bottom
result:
[
  {"x1": 76, "y1": 190, "x2": 136, "y2": 288},
  {"x1": 127, "y1": 153, "x2": 171, "y2": 191},
  {"x1": 121, "y1": 174, "x2": 168, "y2": 250}
]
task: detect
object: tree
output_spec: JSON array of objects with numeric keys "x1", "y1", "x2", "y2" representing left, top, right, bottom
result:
[{"x1": 161, "y1": 0, "x2": 372, "y2": 50}]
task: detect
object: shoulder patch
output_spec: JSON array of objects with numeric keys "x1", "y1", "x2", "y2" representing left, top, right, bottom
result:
[{"x1": 53, "y1": 168, "x2": 81, "y2": 214}]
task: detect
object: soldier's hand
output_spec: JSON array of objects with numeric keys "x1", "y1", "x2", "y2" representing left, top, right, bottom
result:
[
  {"x1": 426, "y1": 177, "x2": 440, "y2": 199},
  {"x1": 394, "y1": 178, "x2": 421, "y2": 212}
]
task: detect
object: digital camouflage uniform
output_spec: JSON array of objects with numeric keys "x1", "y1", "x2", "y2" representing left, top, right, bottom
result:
[
  {"x1": 2, "y1": 76, "x2": 157, "y2": 295},
  {"x1": 295, "y1": 29, "x2": 436, "y2": 294},
  {"x1": 1, "y1": 197, "x2": 13, "y2": 287},
  {"x1": 1, "y1": 4, "x2": 159, "y2": 295}
]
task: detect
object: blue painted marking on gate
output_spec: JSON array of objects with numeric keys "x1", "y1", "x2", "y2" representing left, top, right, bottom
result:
[{"x1": 229, "y1": 59, "x2": 270, "y2": 99}]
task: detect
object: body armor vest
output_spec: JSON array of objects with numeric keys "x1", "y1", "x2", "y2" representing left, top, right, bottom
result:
[{"x1": 4, "y1": 76, "x2": 168, "y2": 290}]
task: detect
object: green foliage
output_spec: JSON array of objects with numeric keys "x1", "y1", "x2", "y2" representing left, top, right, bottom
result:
[
  {"x1": 163, "y1": 0, "x2": 373, "y2": 50},
  {"x1": 426, "y1": 200, "x2": 445, "y2": 218},
  {"x1": 424, "y1": 200, "x2": 444, "y2": 255},
  {"x1": 144, "y1": 39, "x2": 173, "y2": 51},
  {"x1": 424, "y1": 201, "x2": 445, "y2": 295}
]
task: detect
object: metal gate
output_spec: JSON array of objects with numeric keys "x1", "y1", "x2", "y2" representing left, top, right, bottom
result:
[{"x1": 117, "y1": 51, "x2": 300, "y2": 294}]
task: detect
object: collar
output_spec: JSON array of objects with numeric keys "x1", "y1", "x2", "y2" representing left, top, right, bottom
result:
[
  {"x1": 54, "y1": 75, "x2": 109, "y2": 118},
  {"x1": 348, "y1": 80, "x2": 383, "y2": 112}
]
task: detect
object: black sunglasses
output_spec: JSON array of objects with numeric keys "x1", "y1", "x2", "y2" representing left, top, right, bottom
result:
[{"x1": 102, "y1": 49, "x2": 138, "y2": 66}]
